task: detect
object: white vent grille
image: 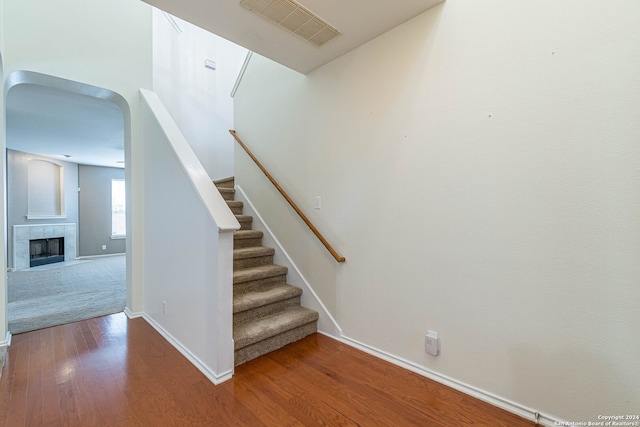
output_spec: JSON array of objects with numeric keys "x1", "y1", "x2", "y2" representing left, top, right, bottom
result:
[{"x1": 240, "y1": 0, "x2": 341, "y2": 47}]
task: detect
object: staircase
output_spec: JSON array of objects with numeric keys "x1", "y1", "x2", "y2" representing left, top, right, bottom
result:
[{"x1": 214, "y1": 177, "x2": 319, "y2": 366}]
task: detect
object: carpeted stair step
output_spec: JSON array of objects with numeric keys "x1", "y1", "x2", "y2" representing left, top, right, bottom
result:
[
  {"x1": 213, "y1": 177, "x2": 234, "y2": 188},
  {"x1": 233, "y1": 230, "x2": 263, "y2": 249},
  {"x1": 234, "y1": 264, "x2": 288, "y2": 284},
  {"x1": 233, "y1": 306, "x2": 319, "y2": 365},
  {"x1": 226, "y1": 200, "x2": 244, "y2": 215},
  {"x1": 218, "y1": 187, "x2": 235, "y2": 201},
  {"x1": 233, "y1": 264, "x2": 288, "y2": 294},
  {"x1": 234, "y1": 246, "x2": 276, "y2": 269},
  {"x1": 233, "y1": 284, "x2": 303, "y2": 325},
  {"x1": 236, "y1": 215, "x2": 253, "y2": 231}
]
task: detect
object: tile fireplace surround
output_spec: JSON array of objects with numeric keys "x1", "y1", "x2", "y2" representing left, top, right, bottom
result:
[{"x1": 13, "y1": 224, "x2": 77, "y2": 270}]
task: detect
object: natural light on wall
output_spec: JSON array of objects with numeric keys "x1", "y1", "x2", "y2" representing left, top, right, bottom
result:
[{"x1": 111, "y1": 179, "x2": 126, "y2": 237}]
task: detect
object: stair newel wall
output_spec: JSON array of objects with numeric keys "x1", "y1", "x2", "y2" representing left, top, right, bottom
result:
[{"x1": 140, "y1": 90, "x2": 239, "y2": 383}]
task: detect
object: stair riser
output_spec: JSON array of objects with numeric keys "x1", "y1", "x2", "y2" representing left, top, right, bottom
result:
[
  {"x1": 233, "y1": 255, "x2": 274, "y2": 270},
  {"x1": 233, "y1": 296, "x2": 301, "y2": 326},
  {"x1": 234, "y1": 323, "x2": 317, "y2": 366},
  {"x1": 221, "y1": 192, "x2": 235, "y2": 201},
  {"x1": 234, "y1": 275, "x2": 286, "y2": 295},
  {"x1": 229, "y1": 206, "x2": 243, "y2": 215},
  {"x1": 234, "y1": 238, "x2": 263, "y2": 249}
]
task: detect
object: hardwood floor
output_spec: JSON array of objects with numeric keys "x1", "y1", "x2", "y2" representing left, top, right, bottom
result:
[{"x1": 0, "y1": 313, "x2": 534, "y2": 426}]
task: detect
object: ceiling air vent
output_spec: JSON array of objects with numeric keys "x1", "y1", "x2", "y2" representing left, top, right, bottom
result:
[{"x1": 240, "y1": 0, "x2": 341, "y2": 47}]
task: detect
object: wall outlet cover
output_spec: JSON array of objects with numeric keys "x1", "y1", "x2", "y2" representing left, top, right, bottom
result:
[{"x1": 425, "y1": 330, "x2": 439, "y2": 356}]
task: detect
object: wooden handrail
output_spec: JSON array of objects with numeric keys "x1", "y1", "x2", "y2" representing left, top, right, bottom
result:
[{"x1": 230, "y1": 130, "x2": 346, "y2": 263}]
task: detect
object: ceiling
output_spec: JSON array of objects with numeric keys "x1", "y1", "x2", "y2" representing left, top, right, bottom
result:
[
  {"x1": 5, "y1": 0, "x2": 444, "y2": 168},
  {"x1": 6, "y1": 83, "x2": 125, "y2": 169},
  {"x1": 143, "y1": 0, "x2": 445, "y2": 74}
]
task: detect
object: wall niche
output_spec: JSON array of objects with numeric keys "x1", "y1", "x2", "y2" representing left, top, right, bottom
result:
[{"x1": 27, "y1": 159, "x2": 65, "y2": 219}]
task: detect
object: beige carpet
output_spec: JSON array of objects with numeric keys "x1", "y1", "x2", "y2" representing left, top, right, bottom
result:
[{"x1": 7, "y1": 255, "x2": 126, "y2": 334}]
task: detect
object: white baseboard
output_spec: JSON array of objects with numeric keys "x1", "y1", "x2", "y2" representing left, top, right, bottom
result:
[
  {"x1": 141, "y1": 313, "x2": 233, "y2": 385},
  {"x1": 124, "y1": 307, "x2": 144, "y2": 319},
  {"x1": 235, "y1": 185, "x2": 342, "y2": 338},
  {"x1": 0, "y1": 331, "x2": 11, "y2": 348},
  {"x1": 77, "y1": 253, "x2": 126, "y2": 259}
]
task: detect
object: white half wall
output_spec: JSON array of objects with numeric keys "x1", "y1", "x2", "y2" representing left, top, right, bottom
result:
[
  {"x1": 140, "y1": 90, "x2": 238, "y2": 383},
  {"x1": 152, "y1": 10, "x2": 247, "y2": 181},
  {"x1": 233, "y1": 0, "x2": 640, "y2": 423}
]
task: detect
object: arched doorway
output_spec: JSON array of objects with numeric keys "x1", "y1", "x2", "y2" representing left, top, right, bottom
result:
[{"x1": 4, "y1": 71, "x2": 131, "y2": 334}]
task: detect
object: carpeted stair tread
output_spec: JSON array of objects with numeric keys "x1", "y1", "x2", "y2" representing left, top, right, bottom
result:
[
  {"x1": 233, "y1": 284, "x2": 302, "y2": 314},
  {"x1": 234, "y1": 264, "x2": 287, "y2": 285},
  {"x1": 233, "y1": 246, "x2": 275, "y2": 269},
  {"x1": 226, "y1": 201, "x2": 244, "y2": 214},
  {"x1": 234, "y1": 230, "x2": 263, "y2": 240},
  {"x1": 234, "y1": 246, "x2": 275, "y2": 260},
  {"x1": 234, "y1": 323, "x2": 317, "y2": 366},
  {"x1": 233, "y1": 306, "x2": 319, "y2": 350},
  {"x1": 213, "y1": 177, "x2": 234, "y2": 188},
  {"x1": 236, "y1": 215, "x2": 253, "y2": 231},
  {"x1": 218, "y1": 187, "x2": 235, "y2": 200}
]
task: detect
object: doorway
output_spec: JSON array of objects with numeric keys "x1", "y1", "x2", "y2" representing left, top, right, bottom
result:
[{"x1": 4, "y1": 71, "x2": 129, "y2": 334}]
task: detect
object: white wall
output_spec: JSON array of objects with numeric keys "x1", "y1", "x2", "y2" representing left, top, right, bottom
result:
[
  {"x1": 0, "y1": 43, "x2": 7, "y2": 346},
  {"x1": 233, "y1": 0, "x2": 640, "y2": 423},
  {"x1": 140, "y1": 90, "x2": 237, "y2": 383},
  {"x1": 153, "y1": 10, "x2": 247, "y2": 180},
  {"x1": 2, "y1": 0, "x2": 152, "y2": 314}
]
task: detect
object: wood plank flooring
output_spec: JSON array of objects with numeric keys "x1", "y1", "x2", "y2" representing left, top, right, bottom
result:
[{"x1": 0, "y1": 313, "x2": 535, "y2": 426}]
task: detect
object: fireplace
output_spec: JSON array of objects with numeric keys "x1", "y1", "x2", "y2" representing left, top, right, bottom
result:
[{"x1": 30, "y1": 237, "x2": 65, "y2": 267}]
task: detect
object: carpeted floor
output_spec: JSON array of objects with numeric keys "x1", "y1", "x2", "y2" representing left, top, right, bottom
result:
[{"x1": 7, "y1": 255, "x2": 126, "y2": 334}]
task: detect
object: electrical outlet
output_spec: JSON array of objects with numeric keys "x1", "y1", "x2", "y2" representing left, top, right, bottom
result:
[
  {"x1": 102, "y1": 245, "x2": 107, "y2": 250},
  {"x1": 425, "y1": 330, "x2": 439, "y2": 356},
  {"x1": 314, "y1": 196, "x2": 321, "y2": 209},
  {"x1": 162, "y1": 301, "x2": 167, "y2": 315}
]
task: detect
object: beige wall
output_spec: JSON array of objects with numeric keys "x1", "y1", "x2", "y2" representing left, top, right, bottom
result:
[{"x1": 234, "y1": 0, "x2": 640, "y2": 422}]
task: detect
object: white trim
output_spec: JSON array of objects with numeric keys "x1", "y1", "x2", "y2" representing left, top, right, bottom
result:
[
  {"x1": 230, "y1": 51, "x2": 253, "y2": 98},
  {"x1": 142, "y1": 314, "x2": 233, "y2": 385},
  {"x1": 162, "y1": 11, "x2": 183, "y2": 34},
  {"x1": 77, "y1": 253, "x2": 125, "y2": 259},
  {"x1": 124, "y1": 307, "x2": 144, "y2": 319},
  {"x1": 26, "y1": 215, "x2": 67, "y2": 220},
  {"x1": 336, "y1": 334, "x2": 560, "y2": 427},
  {"x1": 235, "y1": 185, "x2": 342, "y2": 338},
  {"x1": 139, "y1": 89, "x2": 240, "y2": 233},
  {"x1": 0, "y1": 332, "x2": 11, "y2": 348}
]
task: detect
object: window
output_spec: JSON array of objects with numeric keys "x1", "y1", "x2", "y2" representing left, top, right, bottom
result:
[{"x1": 111, "y1": 179, "x2": 126, "y2": 237}]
